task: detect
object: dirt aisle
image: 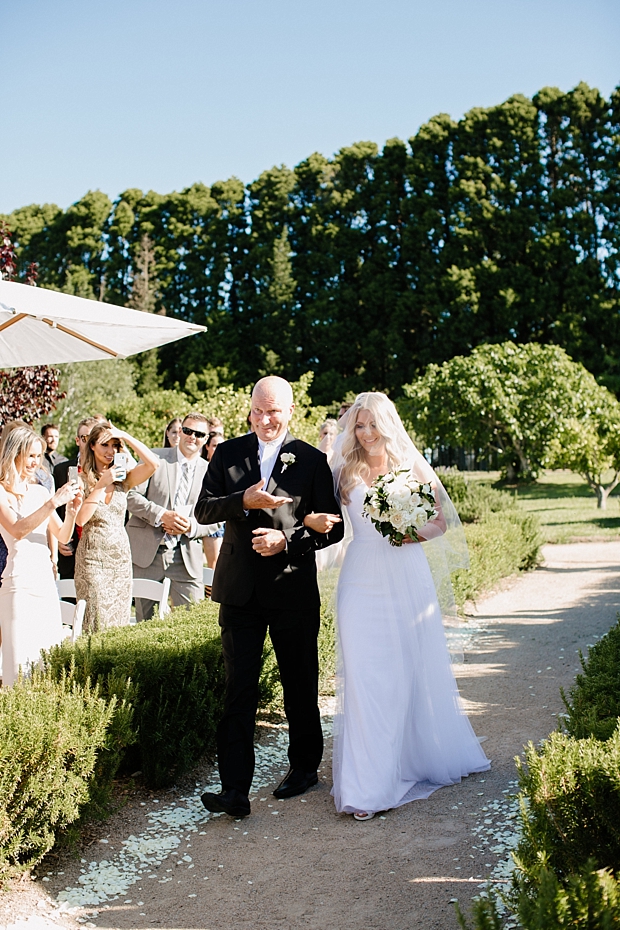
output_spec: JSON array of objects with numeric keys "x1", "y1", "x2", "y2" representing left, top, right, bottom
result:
[{"x1": 4, "y1": 541, "x2": 620, "y2": 930}]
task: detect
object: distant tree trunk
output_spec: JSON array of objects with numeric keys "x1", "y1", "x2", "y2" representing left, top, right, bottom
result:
[
  {"x1": 128, "y1": 235, "x2": 161, "y2": 394},
  {"x1": 591, "y1": 474, "x2": 620, "y2": 510}
]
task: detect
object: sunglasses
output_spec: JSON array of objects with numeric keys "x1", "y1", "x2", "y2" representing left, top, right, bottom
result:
[{"x1": 182, "y1": 426, "x2": 206, "y2": 439}]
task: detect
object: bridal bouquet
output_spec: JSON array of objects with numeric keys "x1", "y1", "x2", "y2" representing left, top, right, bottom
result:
[{"x1": 363, "y1": 469, "x2": 438, "y2": 546}]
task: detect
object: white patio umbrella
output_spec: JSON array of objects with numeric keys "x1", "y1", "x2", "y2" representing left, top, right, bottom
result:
[{"x1": 0, "y1": 279, "x2": 206, "y2": 367}]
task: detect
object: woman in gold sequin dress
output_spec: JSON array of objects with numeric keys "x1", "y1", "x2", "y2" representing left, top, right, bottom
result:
[{"x1": 75, "y1": 422, "x2": 159, "y2": 631}]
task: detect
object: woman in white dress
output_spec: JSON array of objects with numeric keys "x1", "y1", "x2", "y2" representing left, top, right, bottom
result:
[
  {"x1": 0, "y1": 426, "x2": 82, "y2": 687},
  {"x1": 306, "y1": 392, "x2": 490, "y2": 820}
]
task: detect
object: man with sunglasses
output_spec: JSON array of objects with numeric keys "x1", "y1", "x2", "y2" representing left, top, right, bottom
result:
[{"x1": 126, "y1": 413, "x2": 213, "y2": 620}]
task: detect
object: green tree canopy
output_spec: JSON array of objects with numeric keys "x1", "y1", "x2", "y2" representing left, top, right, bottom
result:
[
  {"x1": 400, "y1": 342, "x2": 608, "y2": 482},
  {"x1": 3, "y1": 82, "x2": 619, "y2": 405}
]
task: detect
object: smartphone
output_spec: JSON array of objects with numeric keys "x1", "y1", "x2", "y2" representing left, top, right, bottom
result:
[
  {"x1": 68, "y1": 465, "x2": 79, "y2": 484},
  {"x1": 113, "y1": 452, "x2": 127, "y2": 480}
]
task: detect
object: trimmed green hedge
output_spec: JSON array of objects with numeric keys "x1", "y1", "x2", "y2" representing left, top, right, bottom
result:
[
  {"x1": 438, "y1": 468, "x2": 515, "y2": 525},
  {"x1": 562, "y1": 618, "x2": 620, "y2": 742},
  {"x1": 515, "y1": 727, "x2": 620, "y2": 881},
  {"x1": 457, "y1": 864, "x2": 620, "y2": 930},
  {"x1": 437, "y1": 469, "x2": 542, "y2": 606},
  {"x1": 459, "y1": 620, "x2": 620, "y2": 929},
  {"x1": 453, "y1": 511, "x2": 542, "y2": 606},
  {"x1": 46, "y1": 598, "x2": 278, "y2": 789},
  {"x1": 0, "y1": 669, "x2": 113, "y2": 878}
]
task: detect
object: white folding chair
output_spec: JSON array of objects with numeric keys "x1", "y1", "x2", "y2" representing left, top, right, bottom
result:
[
  {"x1": 203, "y1": 566, "x2": 215, "y2": 599},
  {"x1": 56, "y1": 578, "x2": 77, "y2": 599},
  {"x1": 60, "y1": 599, "x2": 86, "y2": 642},
  {"x1": 132, "y1": 577, "x2": 171, "y2": 618},
  {"x1": 203, "y1": 567, "x2": 215, "y2": 587}
]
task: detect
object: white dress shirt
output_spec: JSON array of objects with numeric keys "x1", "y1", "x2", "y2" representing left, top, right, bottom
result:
[{"x1": 258, "y1": 435, "x2": 287, "y2": 483}]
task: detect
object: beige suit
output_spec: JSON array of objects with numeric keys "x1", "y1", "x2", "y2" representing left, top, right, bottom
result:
[{"x1": 126, "y1": 447, "x2": 210, "y2": 618}]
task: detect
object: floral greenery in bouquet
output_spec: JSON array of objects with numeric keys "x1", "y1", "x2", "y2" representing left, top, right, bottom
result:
[{"x1": 363, "y1": 469, "x2": 438, "y2": 547}]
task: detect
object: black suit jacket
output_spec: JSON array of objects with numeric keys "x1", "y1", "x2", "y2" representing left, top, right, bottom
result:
[
  {"x1": 53, "y1": 456, "x2": 79, "y2": 577},
  {"x1": 194, "y1": 431, "x2": 344, "y2": 608},
  {"x1": 43, "y1": 450, "x2": 68, "y2": 474}
]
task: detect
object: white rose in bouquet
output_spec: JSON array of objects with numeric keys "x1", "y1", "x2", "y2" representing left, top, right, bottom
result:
[
  {"x1": 391, "y1": 487, "x2": 411, "y2": 508},
  {"x1": 362, "y1": 469, "x2": 438, "y2": 547}
]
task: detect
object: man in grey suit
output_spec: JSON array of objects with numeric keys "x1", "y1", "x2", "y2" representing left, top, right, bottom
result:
[{"x1": 126, "y1": 412, "x2": 213, "y2": 620}]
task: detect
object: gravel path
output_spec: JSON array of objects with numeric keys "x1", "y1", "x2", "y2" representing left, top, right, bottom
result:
[{"x1": 3, "y1": 541, "x2": 620, "y2": 930}]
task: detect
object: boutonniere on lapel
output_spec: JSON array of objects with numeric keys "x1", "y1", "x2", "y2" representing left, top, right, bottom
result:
[{"x1": 280, "y1": 452, "x2": 296, "y2": 472}]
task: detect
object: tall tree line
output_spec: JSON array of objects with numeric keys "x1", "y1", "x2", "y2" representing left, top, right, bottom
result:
[{"x1": 3, "y1": 82, "x2": 619, "y2": 404}]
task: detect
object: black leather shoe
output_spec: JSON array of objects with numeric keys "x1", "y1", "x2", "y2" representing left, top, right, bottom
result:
[
  {"x1": 273, "y1": 768, "x2": 319, "y2": 800},
  {"x1": 201, "y1": 789, "x2": 251, "y2": 818}
]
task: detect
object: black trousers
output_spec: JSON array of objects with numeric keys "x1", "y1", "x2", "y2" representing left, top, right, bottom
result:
[{"x1": 217, "y1": 591, "x2": 323, "y2": 796}]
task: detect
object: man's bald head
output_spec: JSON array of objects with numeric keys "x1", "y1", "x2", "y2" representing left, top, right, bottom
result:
[
  {"x1": 252, "y1": 376, "x2": 294, "y2": 407},
  {"x1": 250, "y1": 377, "x2": 295, "y2": 443}
]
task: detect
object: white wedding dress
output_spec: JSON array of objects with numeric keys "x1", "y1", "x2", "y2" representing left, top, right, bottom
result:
[
  {"x1": 0, "y1": 485, "x2": 63, "y2": 688},
  {"x1": 331, "y1": 482, "x2": 490, "y2": 815}
]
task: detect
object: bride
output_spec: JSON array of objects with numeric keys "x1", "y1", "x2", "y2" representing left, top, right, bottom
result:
[{"x1": 305, "y1": 392, "x2": 490, "y2": 821}]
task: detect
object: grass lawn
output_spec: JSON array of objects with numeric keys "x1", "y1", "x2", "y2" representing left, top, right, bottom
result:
[{"x1": 468, "y1": 469, "x2": 620, "y2": 544}]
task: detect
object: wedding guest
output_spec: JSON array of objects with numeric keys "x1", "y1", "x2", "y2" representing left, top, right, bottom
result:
[
  {"x1": 202, "y1": 431, "x2": 226, "y2": 571},
  {"x1": 318, "y1": 419, "x2": 339, "y2": 463},
  {"x1": 338, "y1": 402, "x2": 353, "y2": 420},
  {"x1": 205, "y1": 431, "x2": 225, "y2": 459},
  {"x1": 207, "y1": 416, "x2": 224, "y2": 436},
  {"x1": 201, "y1": 427, "x2": 225, "y2": 462},
  {"x1": 53, "y1": 416, "x2": 100, "y2": 582},
  {"x1": 1, "y1": 420, "x2": 58, "y2": 584},
  {"x1": 74, "y1": 422, "x2": 159, "y2": 631},
  {"x1": 0, "y1": 426, "x2": 82, "y2": 687},
  {"x1": 0, "y1": 421, "x2": 30, "y2": 587},
  {"x1": 126, "y1": 413, "x2": 212, "y2": 620},
  {"x1": 163, "y1": 418, "x2": 182, "y2": 448},
  {"x1": 40, "y1": 424, "x2": 67, "y2": 475}
]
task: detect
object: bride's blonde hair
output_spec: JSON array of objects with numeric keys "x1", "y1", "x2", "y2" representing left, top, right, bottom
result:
[{"x1": 337, "y1": 392, "x2": 416, "y2": 504}]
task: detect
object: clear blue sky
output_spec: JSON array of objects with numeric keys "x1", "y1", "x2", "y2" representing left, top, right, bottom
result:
[{"x1": 2, "y1": 0, "x2": 618, "y2": 214}]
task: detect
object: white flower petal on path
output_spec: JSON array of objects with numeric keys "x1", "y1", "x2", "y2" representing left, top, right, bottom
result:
[{"x1": 54, "y1": 713, "x2": 329, "y2": 909}]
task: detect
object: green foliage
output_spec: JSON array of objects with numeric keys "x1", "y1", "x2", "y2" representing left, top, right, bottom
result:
[
  {"x1": 317, "y1": 570, "x2": 339, "y2": 692},
  {"x1": 437, "y1": 468, "x2": 515, "y2": 524},
  {"x1": 453, "y1": 511, "x2": 542, "y2": 606},
  {"x1": 0, "y1": 668, "x2": 114, "y2": 878},
  {"x1": 45, "y1": 599, "x2": 278, "y2": 788},
  {"x1": 403, "y1": 343, "x2": 605, "y2": 481},
  {"x1": 458, "y1": 564, "x2": 620, "y2": 930},
  {"x1": 106, "y1": 388, "x2": 190, "y2": 447},
  {"x1": 183, "y1": 383, "x2": 254, "y2": 441},
  {"x1": 562, "y1": 619, "x2": 620, "y2": 742},
  {"x1": 549, "y1": 406, "x2": 620, "y2": 508},
  {"x1": 514, "y1": 728, "x2": 620, "y2": 881},
  {"x1": 513, "y1": 470, "x2": 620, "y2": 545},
  {"x1": 4, "y1": 83, "x2": 620, "y2": 403},
  {"x1": 457, "y1": 865, "x2": 620, "y2": 929},
  {"x1": 38, "y1": 358, "x2": 137, "y2": 455},
  {"x1": 103, "y1": 371, "x2": 326, "y2": 447},
  {"x1": 436, "y1": 469, "x2": 542, "y2": 604}
]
